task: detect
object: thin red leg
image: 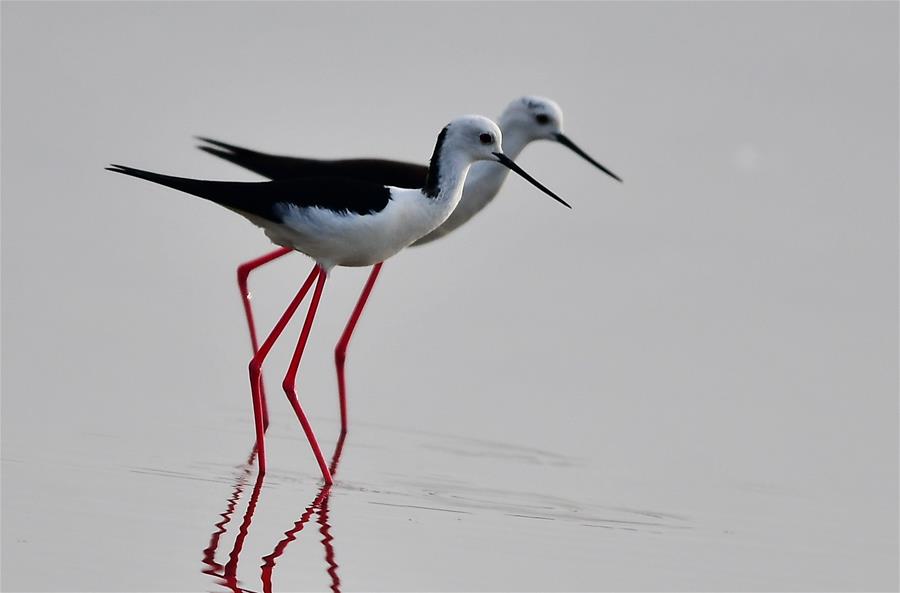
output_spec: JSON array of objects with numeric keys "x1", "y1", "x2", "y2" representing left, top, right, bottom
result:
[
  {"x1": 282, "y1": 267, "x2": 333, "y2": 484},
  {"x1": 329, "y1": 433, "x2": 347, "y2": 477},
  {"x1": 334, "y1": 262, "x2": 383, "y2": 436},
  {"x1": 237, "y1": 246, "x2": 293, "y2": 429},
  {"x1": 249, "y1": 264, "x2": 320, "y2": 475}
]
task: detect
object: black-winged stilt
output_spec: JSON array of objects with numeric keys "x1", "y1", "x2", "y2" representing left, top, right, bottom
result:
[
  {"x1": 197, "y1": 96, "x2": 620, "y2": 449},
  {"x1": 107, "y1": 115, "x2": 569, "y2": 484}
]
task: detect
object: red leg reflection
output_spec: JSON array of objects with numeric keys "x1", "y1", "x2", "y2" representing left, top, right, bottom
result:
[
  {"x1": 222, "y1": 473, "x2": 265, "y2": 591},
  {"x1": 281, "y1": 267, "x2": 333, "y2": 484},
  {"x1": 249, "y1": 264, "x2": 319, "y2": 474},
  {"x1": 203, "y1": 436, "x2": 346, "y2": 593},
  {"x1": 317, "y1": 491, "x2": 340, "y2": 593},
  {"x1": 260, "y1": 492, "x2": 323, "y2": 593},
  {"x1": 237, "y1": 246, "x2": 293, "y2": 429},
  {"x1": 260, "y1": 433, "x2": 345, "y2": 593},
  {"x1": 201, "y1": 464, "x2": 253, "y2": 586},
  {"x1": 334, "y1": 262, "x2": 383, "y2": 435}
]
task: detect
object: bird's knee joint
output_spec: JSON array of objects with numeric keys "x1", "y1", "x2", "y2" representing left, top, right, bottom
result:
[{"x1": 237, "y1": 265, "x2": 253, "y2": 289}]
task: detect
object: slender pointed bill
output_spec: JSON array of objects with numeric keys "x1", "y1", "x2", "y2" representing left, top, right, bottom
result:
[
  {"x1": 492, "y1": 152, "x2": 572, "y2": 209},
  {"x1": 553, "y1": 133, "x2": 622, "y2": 183}
]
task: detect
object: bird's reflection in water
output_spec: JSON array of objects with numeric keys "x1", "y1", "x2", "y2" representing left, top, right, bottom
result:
[
  {"x1": 201, "y1": 462, "x2": 252, "y2": 589},
  {"x1": 203, "y1": 438, "x2": 345, "y2": 593}
]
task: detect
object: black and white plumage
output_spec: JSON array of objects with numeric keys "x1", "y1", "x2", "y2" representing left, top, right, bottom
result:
[
  {"x1": 105, "y1": 166, "x2": 394, "y2": 217},
  {"x1": 108, "y1": 115, "x2": 569, "y2": 272},
  {"x1": 196, "y1": 96, "x2": 621, "y2": 246},
  {"x1": 197, "y1": 138, "x2": 427, "y2": 190}
]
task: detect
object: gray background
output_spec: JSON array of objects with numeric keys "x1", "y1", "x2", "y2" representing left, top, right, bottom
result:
[{"x1": 2, "y1": 2, "x2": 898, "y2": 591}]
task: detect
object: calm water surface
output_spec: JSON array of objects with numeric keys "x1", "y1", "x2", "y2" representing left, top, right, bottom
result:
[{"x1": 4, "y1": 394, "x2": 893, "y2": 590}]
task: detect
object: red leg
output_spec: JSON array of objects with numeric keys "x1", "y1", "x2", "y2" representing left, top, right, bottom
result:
[
  {"x1": 329, "y1": 433, "x2": 347, "y2": 477},
  {"x1": 237, "y1": 246, "x2": 293, "y2": 429},
  {"x1": 249, "y1": 264, "x2": 320, "y2": 475},
  {"x1": 334, "y1": 262, "x2": 383, "y2": 436},
  {"x1": 282, "y1": 267, "x2": 333, "y2": 484},
  {"x1": 238, "y1": 247, "x2": 294, "y2": 428}
]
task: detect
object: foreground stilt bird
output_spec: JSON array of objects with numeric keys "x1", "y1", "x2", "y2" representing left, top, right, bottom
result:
[
  {"x1": 108, "y1": 115, "x2": 570, "y2": 484},
  {"x1": 197, "y1": 97, "x2": 621, "y2": 445}
]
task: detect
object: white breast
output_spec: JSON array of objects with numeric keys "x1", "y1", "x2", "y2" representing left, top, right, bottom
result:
[{"x1": 411, "y1": 160, "x2": 510, "y2": 246}]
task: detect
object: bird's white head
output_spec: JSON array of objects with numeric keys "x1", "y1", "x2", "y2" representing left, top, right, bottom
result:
[
  {"x1": 499, "y1": 96, "x2": 565, "y2": 141},
  {"x1": 497, "y1": 95, "x2": 622, "y2": 183},
  {"x1": 440, "y1": 114, "x2": 505, "y2": 163},
  {"x1": 424, "y1": 114, "x2": 571, "y2": 208}
]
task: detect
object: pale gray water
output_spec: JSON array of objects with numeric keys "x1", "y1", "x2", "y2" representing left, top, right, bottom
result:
[{"x1": 2, "y1": 2, "x2": 897, "y2": 591}]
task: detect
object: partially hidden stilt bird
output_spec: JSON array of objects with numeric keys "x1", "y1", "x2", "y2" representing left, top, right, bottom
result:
[
  {"x1": 196, "y1": 96, "x2": 621, "y2": 452},
  {"x1": 108, "y1": 114, "x2": 570, "y2": 484}
]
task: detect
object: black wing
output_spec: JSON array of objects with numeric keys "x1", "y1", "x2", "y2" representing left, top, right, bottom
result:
[
  {"x1": 106, "y1": 165, "x2": 393, "y2": 220},
  {"x1": 196, "y1": 137, "x2": 428, "y2": 188}
]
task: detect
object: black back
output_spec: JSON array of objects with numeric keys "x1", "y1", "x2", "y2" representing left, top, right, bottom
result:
[
  {"x1": 106, "y1": 165, "x2": 393, "y2": 220},
  {"x1": 197, "y1": 137, "x2": 428, "y2": 188}
]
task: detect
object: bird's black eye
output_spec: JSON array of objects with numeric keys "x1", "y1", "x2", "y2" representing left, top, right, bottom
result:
[
  {"x1": 479, "y1": 133, "x2": 493, "y2": 144},
  {"x1": 535, "y1": 114, "x2": 550, "y2": 125}
]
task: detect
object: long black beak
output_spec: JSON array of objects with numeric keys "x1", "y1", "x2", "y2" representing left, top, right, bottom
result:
[
  {"x1": 492, "y1": 152, "x2": 572, "y2": 209},
  {"x1": 554, "y1": 132, "x2": 622, "y2": 183}
]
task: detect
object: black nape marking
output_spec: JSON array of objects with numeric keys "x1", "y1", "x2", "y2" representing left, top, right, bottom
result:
[
  {"x1": 106, "y1": 165, "x2": 393, "y2": 220},
  {"x1": 422, "y1": 126, "x2": 449, "y2": 199}
]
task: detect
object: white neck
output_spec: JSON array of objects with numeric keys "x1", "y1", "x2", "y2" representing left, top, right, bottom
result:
[
  {"x1": 427, "y1": 148, "x2": 475, "y2": 207},
  {"x1": 385, "y1": 151, "x2": 471, "y2": 251},
  {"x1": 496, "y1": 114, "x2": 533, "y2": 160},
  {"x1": 410, "y1": 120, "x2": 538, "y2": 246}
]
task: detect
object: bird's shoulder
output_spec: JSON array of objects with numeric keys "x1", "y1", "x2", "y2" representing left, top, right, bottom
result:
[
  {"x1": 318, "y1": 159, "x2": 428, "y2": 189},
  {"x1": 262, "y1": 175, "x2": 395, "y2": 216}
]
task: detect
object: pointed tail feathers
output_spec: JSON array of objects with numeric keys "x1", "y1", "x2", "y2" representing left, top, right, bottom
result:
[
  {"x1": 107, "y1": 164, "x2": 220, "y2": 200},
  {"x1": 195, "y1": 137, "x2": 263, "y2": 169},
  {"x1": 106, "y1": 164, "x2": 278, "y2": 220}
]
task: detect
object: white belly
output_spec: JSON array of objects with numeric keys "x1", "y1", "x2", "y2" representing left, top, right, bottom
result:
[{"x1": 258, "y1": 192, "x2": 452, "y2": 270}]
